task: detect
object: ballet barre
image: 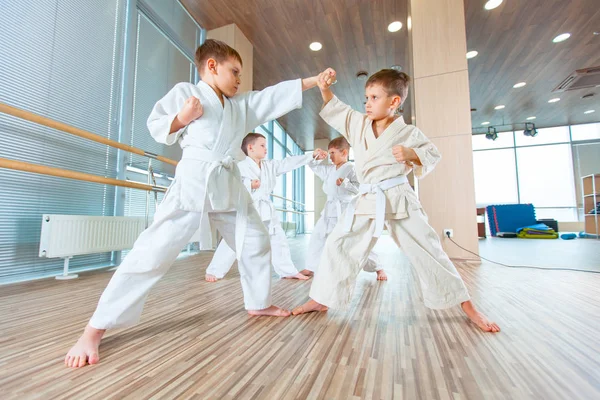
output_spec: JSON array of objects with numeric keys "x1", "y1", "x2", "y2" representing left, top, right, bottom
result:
[
  {"x1": 0, "y1": 102, "x2": 178, "y2": 167},
  {"x1": 0, "y1": 157, "x2": 167, "y2": 192}
]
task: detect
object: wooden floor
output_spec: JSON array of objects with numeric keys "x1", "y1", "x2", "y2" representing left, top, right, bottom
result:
[{"x1": 1, "y1": 235, "x2": 599, "y2": 399}]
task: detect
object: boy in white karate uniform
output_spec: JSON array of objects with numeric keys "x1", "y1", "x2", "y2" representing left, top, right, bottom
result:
[
  {"x1": 65, "y1": 39, "x2": 331, "y2": 368},
  {"x1": 300, "y1": 136, "x2": 386, "y2": 281},
  {"x1": 205, "y1": 133, "x2": 327, "y2": 281},
  {"x1": 293, "y1": 69, "x2": 500, "y2": 333}
]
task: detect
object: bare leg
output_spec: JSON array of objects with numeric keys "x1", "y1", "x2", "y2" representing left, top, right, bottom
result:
[
  {"x1": 299, "y1": 269, "x2": 314, "y2": 277},
  {"x1": 64, "y1": 325, "x2": 105, "y2": 368}
]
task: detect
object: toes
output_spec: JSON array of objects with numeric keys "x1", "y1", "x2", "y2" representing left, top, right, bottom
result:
[
  {"x1": 89, "y1": 352, "x2": 100, "y2": 364},
  {"x1": 291, "y1": 306, "x2": 304, "y2": 315},
  {"x1": 277, "y1": 309, "x2": 291, "y2": 317},
  {"x1": 78, "y1": 356, "x2": 87, "y2": 368}
]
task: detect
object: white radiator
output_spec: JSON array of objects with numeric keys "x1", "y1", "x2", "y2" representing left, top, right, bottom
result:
[
  {"x1": 39, "y1": 215, "x2": 146, "y2": 259},
  {"x1": 39, "y1": 214, "x2": 215, "y2": 280}
]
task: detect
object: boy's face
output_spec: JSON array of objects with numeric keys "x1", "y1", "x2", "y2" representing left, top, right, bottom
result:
[
  {"x1": 205, "y1": 56, "x2": 242, "y2": 98},
  {"x1": 364, "y1": 84, "x2": 401, "y2": 121},
  {"x1": 249, "y1": 137, "x2": 268, "y2": 159},
  {"x1": 328, "y1": 147, "x2": 348, "y2": 165}
]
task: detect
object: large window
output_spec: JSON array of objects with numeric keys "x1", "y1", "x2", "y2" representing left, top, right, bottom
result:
[
  {"x1": 0, "y1": 0, "x2": 125, "y2": 283},
  {"x1": 255, "y1": 122, "x2": 305, "y2": 230},
  {"x1": 472, "y1": 124, "x2": 600, "y2": 222},
  {"x1": 0, "y1": 0, "x2": 203, "y2": 283}
]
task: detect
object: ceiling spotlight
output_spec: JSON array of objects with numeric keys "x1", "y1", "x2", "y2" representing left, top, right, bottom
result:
[
  {"x1": 513, "y1": 82, "x2": 526, "y2": 88},
  {"x1": 356, "y1": 71, "x2": 368, "y2": 81},
  {"x1": 309, "y1": 42, "x2": 322, "y2": 51},
  {"x1": 466, "y1": 51, "x2": 478, "y2": 59},
  {"x1": 388, "y1": 21, "x2": 402, "y2": 32},
  {"x1": 495, "y1": 105, "x2": 505, "y2": 110},
  {"x1": 523, "y1": 122, "x2": 538, "y2": 137},
  {"x1": 481, "y1": 121, "x2": 490, "y2": 125},
  {"x1": 584, "y1": 110, "x2": 596, "y2": 114},
  {"x1": 390, "y1": 65, "x2": 402, "y2": 70},
  {"x1": 484, "y1": 0, "x2": 503, "y2": 10},
  {"x1": 553, "y1": 33, "x2": 571, "y2": 43},
  {"x1": 486, "y1": 127, "x2": 498, "y2": 140},
  {"x1": 526, "y1": 116, "x2": 536, "y2": 120},
  {"x1": 548, "y1": 98, "x2": 561, "y2": 103}
]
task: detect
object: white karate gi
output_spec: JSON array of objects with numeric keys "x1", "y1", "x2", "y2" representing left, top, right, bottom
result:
[
  {"x1": 308, "y1": 96, "x2": 471, "y2": 310},
  {"x1": 88, "y1": 79, "x2": 303, "y2": 329},
  {"x1": 206, "y1": 154, "x2": 316, "y2": 279},
  {"x1": 306, "y1": 161, "x2": 381, "y2": 273}
]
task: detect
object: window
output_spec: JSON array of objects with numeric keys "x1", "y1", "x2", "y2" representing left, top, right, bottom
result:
[
  {"x1": 516, "y1": 144, "x2": 576, "y2": 208},
  {"x1": 472, "y1": 131, "x2": 514, "y2": 150},
  {"x1": 473, "y1": 149, "x2": 519, "y2": 205},
  {"x1": 515, "y1": 126, "x2": 570, "y2": 147},
  {"x1": 571, "y1": 123, "x2": 600, "y2": 142}
]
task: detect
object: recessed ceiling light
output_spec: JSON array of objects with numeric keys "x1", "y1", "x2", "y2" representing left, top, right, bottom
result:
[
  {"x1": 526, "y1": 116, "x2": 536, "y2": 120},
  {"x1": 481, "y1": 121, "x2": 490, "y2": 125},
  {"x1": 548, "y1": 98, "x2": 561, "y2": 103},
  {"x1": 309, "y1": 42, "x2": 322, "y2": 51},
  {"x1": 553, "y1": 33, "x2": 571, "y2": 43},
  {"x1": 390, "y1": 65, "x2": 402, "y2": 70},
  {"x1": 484, "y1": 0, "x2": 503, "y2": 10},
  {"x1": 495, "y1": 105, "x2": 505, "y2": 110},
  {"x1": 388, "y1": 21, "x2": 402, "y2": 32},
  {"x1": 513, "y1": 82, "x2": 526, "y2": 88},
  {"x1": 584, "y1": 110, "x2": 596, "y2": 114},
  {"x1": 466, "y1": 51, "x2": 478, "y2": 59}
]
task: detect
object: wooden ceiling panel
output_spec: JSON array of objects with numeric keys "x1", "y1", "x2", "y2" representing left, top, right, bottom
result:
[
  {"x1": 181, "y1": 0, "x2": 408, "y2": 150},
  {"x1": 181, "y1": 0, "x2": 600, "y2": 148}
]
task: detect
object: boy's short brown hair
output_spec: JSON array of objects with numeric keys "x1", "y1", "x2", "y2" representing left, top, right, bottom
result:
[
  {"x1": 195, "y1": 39, "x2": 243, "y2": 73},
  {"x1": 366, "y1": 69, "x2": 410, "y2": 106},
  {"x1": 241, "y1": 133, "x2": 265, "y2": 156},
  {"x1": 328, "y1": 136, "x2": 350, "y2": 152}
]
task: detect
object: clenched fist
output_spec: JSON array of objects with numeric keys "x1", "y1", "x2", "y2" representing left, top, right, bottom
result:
[
  {"x1": 392, "y1": 145, "x2": 416, "y2": 165},
  {"x1": 313, "y1": 148, "x2": 328, "y2": 160},
  {"x1": 336, "y1": 178, "x2": 344, "y2": 186},
  {"x1": 317, "y1": 68, "x2": 337, "y2": 91},
  {"x1": 178, "y1": 96, "x2": 204, "y2": 125},
  {"x1": 251, "y1": 179, "x2": 261, "y2": 189}
]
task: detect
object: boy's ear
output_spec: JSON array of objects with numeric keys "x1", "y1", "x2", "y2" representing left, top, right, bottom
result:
[
  {"x1": 207, "y1": 58, "x2": 218, "y2": 74},
  {"x1": 392, "y1": 95, "x2": 402, "y2": 109}
]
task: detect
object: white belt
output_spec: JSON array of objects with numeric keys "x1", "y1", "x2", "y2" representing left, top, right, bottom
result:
[
  {"x1": 343, "y1": 176, "x2": 409, "y2": 238},
  {"x1": 181, "y1": 147, "x2": 247, "y2": 259},
  {"x1": 254, "y1": 195, "x2": 276, "y2": 234}
]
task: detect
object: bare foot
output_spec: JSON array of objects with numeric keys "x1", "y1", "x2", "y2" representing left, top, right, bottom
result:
[
  {"x1": 248, "y1": 305, "x2": 291, "y2": 317},
  {"x1": 292, "y1": 299, "x2": 328, "y2": 315},
  {"x1": 283, "y1": 272, "x2": 310, "y2": 280},
  {"x1": 64, "y1": 325, "x2": 105, "y2": 368},
  {"x1": 461, "y1": 301, "x2": 500, "y2": 333},
  {"x1": 299, "y1": 269, "x2": 314, "y2": 277},
  {"x1": 376, "y1": 269, "x2": 388, "y2": 281},
  {"x1": 205, "y1": 274, "x2": 219, "y2": 282}
]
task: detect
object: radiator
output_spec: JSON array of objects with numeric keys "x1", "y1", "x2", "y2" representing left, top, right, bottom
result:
[
  {"x1": 39, "y1": 215, "x2": 147, "y2": 258},
  {"x1": 39, "y1": 214, "x2": 215, "y2": 280}
]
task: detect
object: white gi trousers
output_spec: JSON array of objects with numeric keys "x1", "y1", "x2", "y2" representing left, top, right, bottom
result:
[
  {"x1": 89, "y1": 195, "x2": 272, "y2": 330},
  {"x1": 206, "y1": 220, "x2": 300, "y2": 279},
  {"x1": 306, "y1": 214, "x2": 382, "y2": 273},
  {"x1": 309, "y1": 207, "x2": 471, "y2": 310}
]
